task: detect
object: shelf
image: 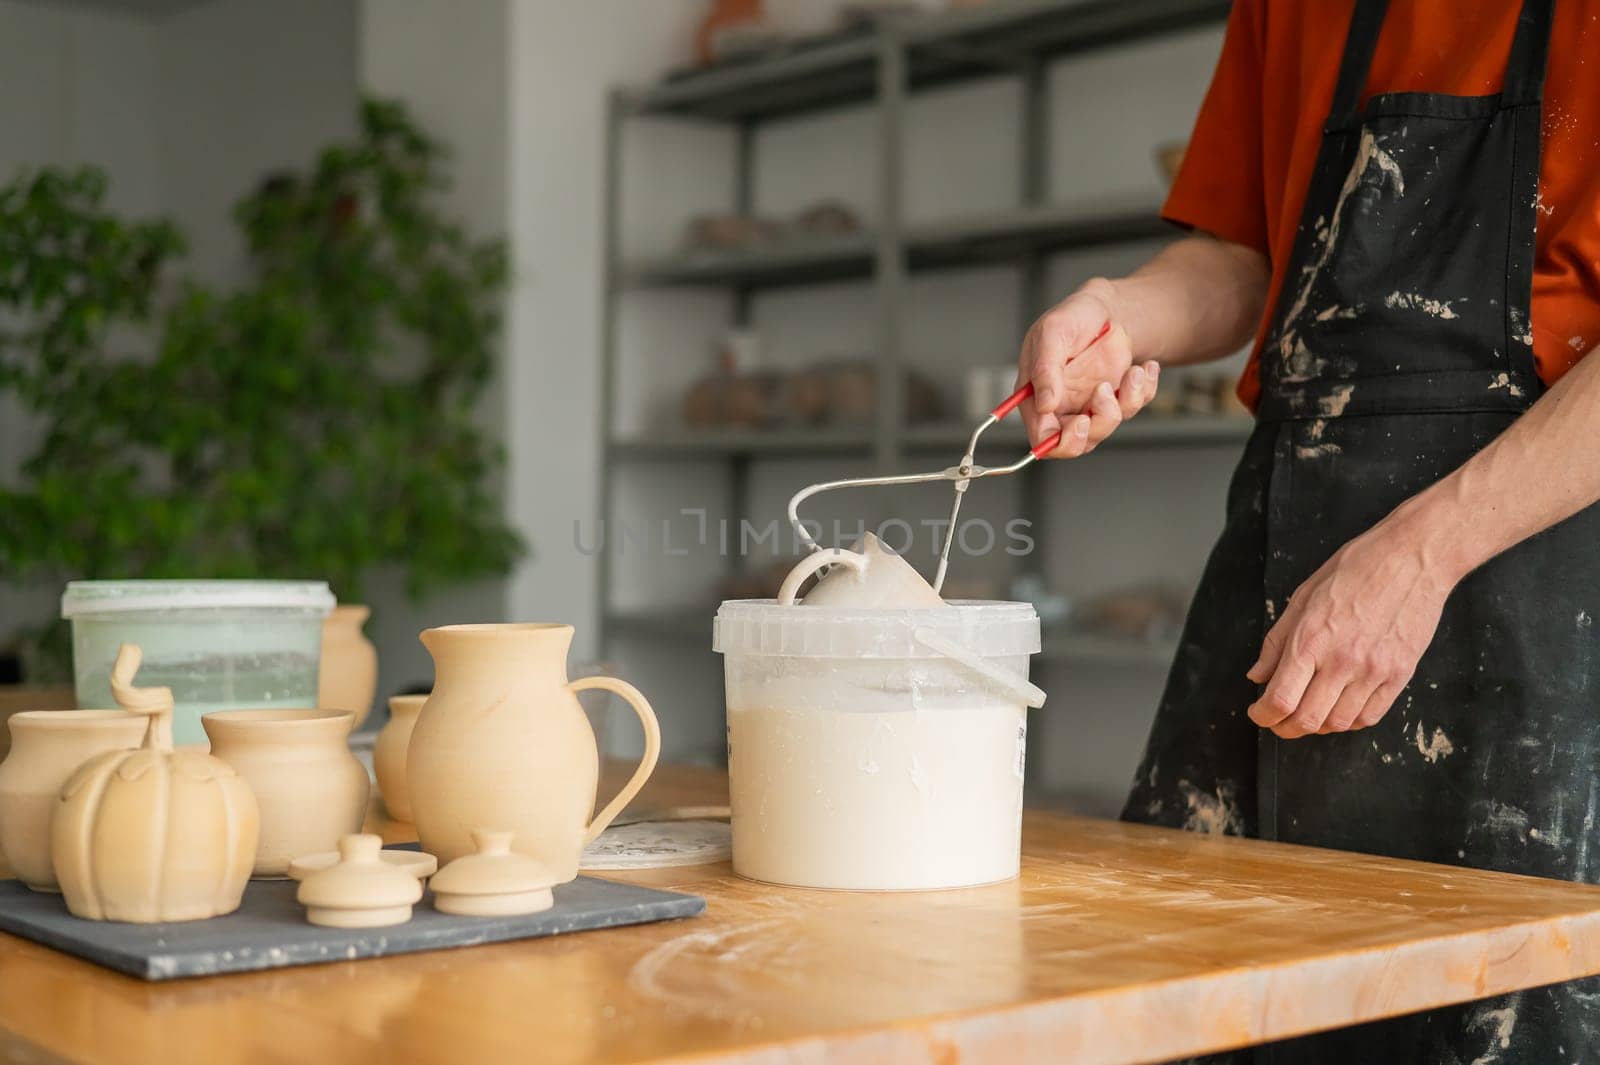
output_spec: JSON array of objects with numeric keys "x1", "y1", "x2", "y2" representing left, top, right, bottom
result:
[
  {"x1": 905, "y1": 0, "x2": 1230, "y2": 81},
  {"x1": 906, "y1": 196, "x2": 1170, "y2": 269},
  {"x1": 618, "y1": 197, "x2": 1171, "y2": 292},
  {"x1": 620, "y1": 234, "x2": 875, "y2": 290},
  {"x1": 903, "y1": 413, "x2": 1255, "y2": 451},
  {"x1": 624, "y1": 195, "x2": 1177, "y2": 291},
  {"x1": 622, "y1": 0, "x2": 1229, "y2": 122},
  {"x1": 1039, "y1": 632, "x2": 1177, "y2": 668},
  {"x1": 609, "y1": 428, "x2": 876, "y2": 460},
  {"x1": 622, "y1": 34, "x2": 881, "y2": 122}
]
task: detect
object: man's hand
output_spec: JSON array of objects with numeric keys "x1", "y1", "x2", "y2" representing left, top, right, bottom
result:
[
  {"x1": 1245, "y1": 521, "x2": 1456, "y2": 738},
  {"x1": 1017, "y1": 279, "x2": 1161, "y2": 458}
]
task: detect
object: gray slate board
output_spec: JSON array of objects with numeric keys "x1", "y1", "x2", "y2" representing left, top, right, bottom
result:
[{"x1": 0, "y1": 874, "x2": 704, "y2": 981}]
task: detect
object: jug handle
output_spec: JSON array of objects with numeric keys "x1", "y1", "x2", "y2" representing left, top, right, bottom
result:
[
  {"x1": 777, "y1": 548, "x2": 868, "y2": 605},
  {"x1": 568, "y1": 675, "x2": 661, "y2": 846}
]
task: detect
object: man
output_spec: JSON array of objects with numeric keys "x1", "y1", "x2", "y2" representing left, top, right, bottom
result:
[{"x1": 1016, "y1": 0, "x2": 1600, "y2": 1060}]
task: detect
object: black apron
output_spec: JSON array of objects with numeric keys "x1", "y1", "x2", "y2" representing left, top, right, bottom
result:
[{"x1": 1123, "y1": 0, "x2": 1600, "y2": 1060}]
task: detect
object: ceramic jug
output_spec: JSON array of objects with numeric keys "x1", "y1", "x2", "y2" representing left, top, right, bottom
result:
[
  {"x1": 0, "y1": 710, "x2": 146, "y2": 891},
  {"x1": 203, "y1": 708, "x2": 370, "y2": 877},
  {"x1": 319, "y1": 604, "x2": 378, "y2": 728},
  {"x1": 407, "y1": 624, "x2": 660, "y2": 877}
]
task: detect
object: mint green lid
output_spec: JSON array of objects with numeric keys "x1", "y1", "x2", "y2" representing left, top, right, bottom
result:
[{"x1": 61, "y1": 580, "x2": 335, "y2": 618}]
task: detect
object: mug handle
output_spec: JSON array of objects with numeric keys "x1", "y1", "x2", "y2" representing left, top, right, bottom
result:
[
  {"x1": 568, "y1": 675, "x2": 661, "y2": 846},
  {"x1": 777, "y1": 548, "x2": 868, "y2": 605}
]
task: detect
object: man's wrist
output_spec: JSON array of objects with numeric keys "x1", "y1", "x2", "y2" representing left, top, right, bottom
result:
[
  {"x1": 1078, "y1": 276, "x2": 1145, "y2": 360},
  {"x1": 1383, "y1": 485, "x2": 1484, "y2": 589},
  {"x1": 1078, "y1": 276, "x2": 1121, "y2": 319}
]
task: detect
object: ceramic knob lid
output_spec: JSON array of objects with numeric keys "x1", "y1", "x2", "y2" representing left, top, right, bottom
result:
[
  {"x1": 297, "y1": 834, "x2": 424, "y2": 911},
  {"x1": 430, "y1": 829, "x2": 560, "y2": 897}
]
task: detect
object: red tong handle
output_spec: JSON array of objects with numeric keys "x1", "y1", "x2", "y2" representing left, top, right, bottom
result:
[{"x1": 991, "y1": 321, "x2": 1113, "y2": 459}]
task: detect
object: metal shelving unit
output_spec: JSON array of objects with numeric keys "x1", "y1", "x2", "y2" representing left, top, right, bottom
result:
[{"x1": 597, "y1": 0, "x2": 1235, "y2": 662}]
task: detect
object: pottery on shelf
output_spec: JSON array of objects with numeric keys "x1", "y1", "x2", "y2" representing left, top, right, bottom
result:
[
  {"x1": 374, "y1": 694, "x2": 426, "y2": 823},
  {"x1": 297, "y1": 834, "x2": 422, "y2": 928},
  {"x1": 202, "y1": 709, "x2": 369, "y2": 878},
  {"x1": 407, "y1": 623, "x2": 661, "y2": 876},
  {"x1": 430, "y1": 828, "x2": 559, "y2": 917},
  {"x1": 318, "y1": 604, "x2": 378, "y2": 729},
  {"x1": 0, "y1": 710, "x2": 146, "y2": 892},
  {"x1": 53, "y1": 644, "x2": 259, "y2": 923},
  {"x1": 287, "y1": 846, "x2": 436, "y2": 883}
]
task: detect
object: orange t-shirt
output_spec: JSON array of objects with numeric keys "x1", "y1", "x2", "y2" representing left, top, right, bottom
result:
[{"x1": 1164, "y1": 0, "x2": 1600, "y2": 410}]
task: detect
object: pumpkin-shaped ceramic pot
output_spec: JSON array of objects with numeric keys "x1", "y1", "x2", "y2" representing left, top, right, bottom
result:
[{"x1": 52, "y1": 644, "x2": 259, "y2": 923}]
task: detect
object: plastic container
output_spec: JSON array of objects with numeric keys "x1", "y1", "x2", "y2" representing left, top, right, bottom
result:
[
  {"x1": 61, "y1": 580, "x2": 335, "y2": 746},
  {"x1": 713, "y1": 599, "x2": 1043, "y2": 891}
]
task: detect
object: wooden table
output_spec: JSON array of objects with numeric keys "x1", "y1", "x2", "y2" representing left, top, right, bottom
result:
[{"x1": 4, "y1": 763, "x2": 1600, "y2": 1065}]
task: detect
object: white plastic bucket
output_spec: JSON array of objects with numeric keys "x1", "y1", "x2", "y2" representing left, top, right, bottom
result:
[
  {"x1": 713, "y1": 599, "x2": 1043, "y2": 890},
  {"x1": 61, "y1": 580, "x2": 334, "y2": 746}
]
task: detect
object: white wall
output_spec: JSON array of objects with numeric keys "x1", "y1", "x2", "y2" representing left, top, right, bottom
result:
[
  {"x1": 356, "y1": 0, "x2": 514, "y2": 710},
  {"x1": 0, "y1": 0, "x2": 164, "y2": 651},
  {"x1": 0, "y1": 0, "x2": 366, "y2": 674},
  {"x1": 502, "y1": 0, "x2": 703, "y2": 653},
  {"x1": 155, "y1": 0, "x2": 359, "y2": 283}
]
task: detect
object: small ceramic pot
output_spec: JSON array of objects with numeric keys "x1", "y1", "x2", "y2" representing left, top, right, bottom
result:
[
  {"x1": 319, "y1": 604, "x2": 378, "y2": 728},
  {"x1": 0, "y1": 710, "x2": 147, "y2": 891},
  {"x1": 374, "y1": 695, "x2": 425, "y2": 823},
  {"x1": 203, "y1": 709, "x2": 369, "y2": 878}
]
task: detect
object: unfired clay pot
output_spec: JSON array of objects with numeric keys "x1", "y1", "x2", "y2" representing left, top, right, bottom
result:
[
  {"x1": 0, "y1": 710, "x2": 146, "y2": 891},
  {"x1": 406, "y1": 624, "x2": 661, "y2": 876},
  {"x1": 54, "y1": 644, "x2": 259, "y2": 923},
  {"x1": 319, "y1": 604, "x2": 378, "y2": 728},
  {"x1": 203, "y1": 708, "x2": 370, "y2": 878},
  {"x1": 374, "y1": 694, "x2": 425, "y2": 823}
]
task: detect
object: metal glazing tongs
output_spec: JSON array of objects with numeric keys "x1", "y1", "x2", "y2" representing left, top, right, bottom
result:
[{"x1": 787, "y1": 379, "x2": 1067, "y2": 596}]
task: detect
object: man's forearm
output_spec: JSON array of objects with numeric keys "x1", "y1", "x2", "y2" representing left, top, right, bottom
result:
[
  {"x1": 1096, "y1": 233, "x2": 1270, "y2": 368},
  {"x1": 1385, "y1": 351, "x2": 1600, "y2": 582}
]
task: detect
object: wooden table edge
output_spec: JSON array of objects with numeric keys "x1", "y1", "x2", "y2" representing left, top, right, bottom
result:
[{"x1": 618, "y1": 908, "x2": 1600, "y2": 1065}]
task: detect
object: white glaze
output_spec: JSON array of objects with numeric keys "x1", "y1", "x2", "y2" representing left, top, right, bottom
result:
[{"x1": 728, "y1": 700, "x2": 1026, "y2": 890}]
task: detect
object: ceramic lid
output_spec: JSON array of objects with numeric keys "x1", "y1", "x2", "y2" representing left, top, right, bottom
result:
[
  {"x1": 430, "y1": 830, "x2": 561, "y2": 897},
  {"x1": 296, "y1": 835, "x2": 424, "y2": 911},
  {"x1": 288, "y1": 846, "x2": 437, "y2": 883}
]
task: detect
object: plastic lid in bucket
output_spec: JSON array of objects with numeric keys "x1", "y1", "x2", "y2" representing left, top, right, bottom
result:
[
  {"x1": 713, "y1": 599, "x2": 1040, "y2": 660},
  {"x1": 61, "y1": 580, "x2": 336, "y2": 618}
]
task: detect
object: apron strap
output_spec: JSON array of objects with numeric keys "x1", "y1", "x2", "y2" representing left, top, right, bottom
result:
[
  {"x1": 1503, "y1": 0, "x2": 1557, "y2": 106},
  {"x1": 1324, "y1": 0, "x2": 1556, "y2": 130},
  {"x1": 1323, "y1": 0, "x2": 1391, "y2": 133}
]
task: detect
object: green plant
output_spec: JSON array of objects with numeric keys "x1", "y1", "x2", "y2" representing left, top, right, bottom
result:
[{"x1": 0, "y1": 98, "x2": 525, "y2": 676}]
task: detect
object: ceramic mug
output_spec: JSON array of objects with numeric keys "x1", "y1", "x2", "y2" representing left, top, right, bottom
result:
[
  {"x1": 202, "y1": 708, "x2": 369, "y2": 878},
  {"x1": 777, "y1": 532, "x2": 946, "y2": 607}
]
